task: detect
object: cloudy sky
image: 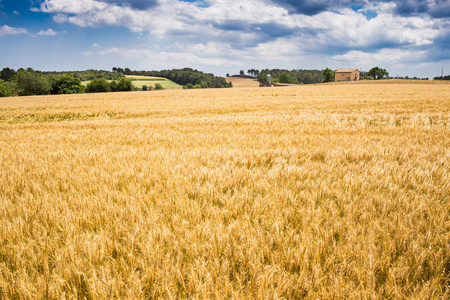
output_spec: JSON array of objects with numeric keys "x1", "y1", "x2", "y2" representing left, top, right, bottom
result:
[{"x1": 1, "y1": 0, "x2": 449, "y2": 78}]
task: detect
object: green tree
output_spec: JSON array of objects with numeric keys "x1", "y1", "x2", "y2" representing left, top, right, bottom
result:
[
  {"x1": 0, "y1": 79, "x2": 13, "y2": 97},
  {"x1": 322, "y1": 68, "x2": 334, "y2": 83},
  {"x1": 247, "y1": 69, "x2": 260, "y2": 78},
  {"x1": 13, "y1": 68, "x2": 50, "y2": 96},
  {"x1": 109, "y1": 80, "x2": 118, "y2": 92},
  {"x1": 303, "y1": 73, "x2": 314, "y2": 84},
  {"x1": 258, "y1": 72, "x2": 269, "y2": 83},
  {"x1": 367, "y1": 67, "x2": 389, "y2": 80},
  {"x1": 142, "y1": 85, "x2": 148, "y2": 91},
  {"x1": 85, "y1": 78, "x2": 111, "y2": 93},
  {"x1": 115, "y1": 77, "x2": 134, "y2": 92},
  {"x1": 50, "y1": 74, "x2": 84, "y2": 94},
  {"x1": 279, "y1": 73, "x2": 294, "y2": 83},
  {"x1": 0, "y1": 67, "x2": 16, "y2": 81},
  {"x1": 154, "y1": 83, "x2": 164, "y2": 90}
]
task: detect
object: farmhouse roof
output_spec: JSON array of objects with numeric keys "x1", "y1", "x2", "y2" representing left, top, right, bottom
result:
[{"x1": 335, "y1": 68, "x2": 359, "y2": 72}]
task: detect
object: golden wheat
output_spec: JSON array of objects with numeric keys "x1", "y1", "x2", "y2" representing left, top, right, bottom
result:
[{"x1": 0, "y1": 81, "x2": 449, "y2": 299}]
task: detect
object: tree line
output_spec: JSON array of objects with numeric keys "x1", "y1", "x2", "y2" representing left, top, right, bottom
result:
[
  {"x1": 0, "y1": 68, "x2": 134, "y2": 97},
  {"x1": 243, "y1": 66, "x2": 436, "y2": 83},
  {"x1": 44, "y1": 69, "x2": 124, "y2": 81},
  {"x1": 433, "y1": 75, "x2": 450, "y2": 80},
  {"x1": 252, "y1": 67, "x2": 392, "y2": 84},
  {"x1": 114, "y1": 67, "x2": 232, "y2": 89},
  {"x1": 255, "y1": 69, "x2": 324, "y2": 84}
]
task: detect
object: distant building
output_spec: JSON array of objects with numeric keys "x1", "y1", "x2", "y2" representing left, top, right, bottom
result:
[{"x1": 335, "y1": 69, "x2": 360, "y2": 82}]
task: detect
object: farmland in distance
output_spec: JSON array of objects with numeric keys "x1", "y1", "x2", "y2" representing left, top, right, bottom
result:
[
  {"x1": 81, "y1": 75, "x2": 183, "y2": 90},
  {"x1": 0, "y1": 81, "x2": 449, "y2": 298},
  {"x1": 125, "y1": 75, "x2": 183, "y2": 89}
]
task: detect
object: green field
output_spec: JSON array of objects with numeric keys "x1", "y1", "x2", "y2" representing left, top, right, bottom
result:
[
  {"x1": 81, "y1": 75, "x2": 182, "y2": 90},
  {"x1": 125, "y1": 75, "x2": 183, "y2": 89}
]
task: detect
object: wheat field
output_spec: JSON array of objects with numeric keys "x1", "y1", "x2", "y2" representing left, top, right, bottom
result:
[{"x1": 1, "y1": 81, "x2": 449, "y2": 299}]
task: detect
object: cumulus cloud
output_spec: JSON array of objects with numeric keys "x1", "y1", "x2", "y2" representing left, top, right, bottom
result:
[
  {"x1": 269, "y1": 0, "x2": 364, "y2": 15},
  {"x1": 393, "y1": 0, "x2": 428, "y2": 16},
  {"x1": 37, "y1": 28, "x2": 65, "y2": 35},
  {"x1": 102, "y1": 0, "x2": 158, "y2": 10},
  {"x1": 98, "y1": 45, "x2": 241, "y2": 68},
  {"x1": 31, "y1": 0, "x2": 450, "y2": 73},
  {"x1": 0, "y1": 25, "x2": 28, "y2": 36},
  {"x1": 331, "y1": 48, "x2": 428, "y2": 65},
  {"x1": 38, "y1": 0, "x2": 108, "y2": 14},
  {"x1": 268, "y1": 0, "x2": 450, "y2": 18},
  {"x1": 428, "y1": 0, "x2": 450, "y2": 18}
]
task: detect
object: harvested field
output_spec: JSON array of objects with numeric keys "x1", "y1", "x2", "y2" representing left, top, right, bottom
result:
[
  {"x1": 226, "y1": 76, "x2": 260, "y2": 88},
  {"x1": 1, "y1": 81, "x2": 449, "y2": 299}
]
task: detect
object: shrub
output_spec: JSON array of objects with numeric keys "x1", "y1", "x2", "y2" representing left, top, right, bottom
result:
[
  {"x1": 142, "y1": 85, "x2": 148, "y2": 91},
  {"x1": 115, "y1": 77, "x2": 134, "y2": 92},
  {"x1": 50, "y1": 74, "x2": 84, "y2": 94},
  {"x1": 85, "y1": 78, "x2": 111, "y2": 93},
  {"x1": 110, "y1": 80, "x2": 118, "y2": 92},
  {"x1": 154, "y1": 83, "x2": 164, "y2": 90}
]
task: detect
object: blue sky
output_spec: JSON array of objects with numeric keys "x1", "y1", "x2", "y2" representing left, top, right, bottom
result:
[{"x1": 1, "y1": 0, "x2": 449, "y2": 78}]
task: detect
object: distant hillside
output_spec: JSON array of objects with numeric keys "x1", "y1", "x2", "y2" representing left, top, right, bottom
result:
[
  {"x1": 226, "y1": 77, "x2": 260, "y2": 88},
  {"x1": 125, "y1": 75, "x2": 182, "y2": 90},
  {"x1": 115, "y1": 68, "x2": 232, "y2": 88}
]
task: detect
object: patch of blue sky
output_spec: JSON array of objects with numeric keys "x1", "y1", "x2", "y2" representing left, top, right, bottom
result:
[
  {"x1": 350, "y1": 4, "x2": 378, "y2": 20},
  {"x1": 179, "y1": 0, "x2": 209, "y2": 8},
  {"x1": 360, "y1": 10, "x2": 378, "y2": 20},
  {"x1": 350, "y1": 3, "x2": 378, "y2": 21},
  {"x1": 330, "y1": 8, "x2": 342, "y2": 15},
  {"x1": 350, "y1": 5, "x2": 364, "y2": 12}
]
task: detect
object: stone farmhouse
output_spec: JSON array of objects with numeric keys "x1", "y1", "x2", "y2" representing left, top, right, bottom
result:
[{"x1": 335, "y1": 69, "x2": 360, "y2": 82}]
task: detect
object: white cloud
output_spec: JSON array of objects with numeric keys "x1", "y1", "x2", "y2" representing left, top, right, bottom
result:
[
  {"x1": 32, "y1": 0, "x2": 449, "y2": 77},
  {"x1": 252, "y1": 37, "x2": 301, "y2": 58},
  {"x1": 98, "y1": 45, "x2": 241, "y2": 68},
  {"x1": 37, "y1": 29, "x2": 64, "y2": 36},
  {"x1": 38, "y1": 0, "x2": 108, "y2": 14},
  {"x1": 0, "y1": 25, "x2": 28, "y2": 37},
  {"x1": 331, "y1": 48, "x2": 428, "y2": 66},
  {"x1": 53, "y1": 14, "x2": 69, "y2": 23},
  {"x1": 35, "y1": 0, "x2": 442, "y2": 50}
]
